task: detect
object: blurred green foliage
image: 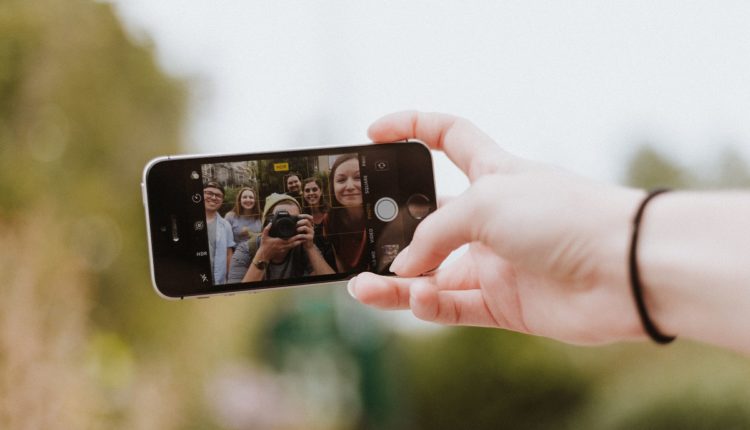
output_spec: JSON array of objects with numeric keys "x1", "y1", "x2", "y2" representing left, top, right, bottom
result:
[
  {"x1": 614, "y1": 399, "x2": 750, "y2": 430},
  {"x1": 0, "y1": 0, "x2": 188, "y2": 346},
  {"x1": 625, "y1": 144, "x2": 690, "y2": 189},
  {"x1": 397, "y1": 328, "x2": 591, "y2": 429},
  {"x1": 0, "y1": 0, "x2": 220, "y2": 427},
  {"x1": 627, "y1": 144, "x2": 750, "y2": 189}
]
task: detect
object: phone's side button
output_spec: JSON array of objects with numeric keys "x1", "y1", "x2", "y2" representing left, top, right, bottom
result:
[
  {"x1": 141, "y1": 183, "x2": 147, "y2": 207},
  {"x1": 197, "y1": 296, "x2": 211, "y2": 299}
]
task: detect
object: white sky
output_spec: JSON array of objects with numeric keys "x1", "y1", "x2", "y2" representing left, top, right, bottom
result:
[{"x1": 114, "y1": 0, "x2": 750, "y2": 197}]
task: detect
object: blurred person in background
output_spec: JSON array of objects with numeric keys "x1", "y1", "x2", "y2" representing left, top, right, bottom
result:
[
  {"x1": 323, "y1": 154, "x2": 369, "y2": 273},
  {"x1": 349, "y1": 111, "x2": 750, "y2": 355},
  {"x1": 227, "y1": 193, "x2": 334, "y2": 283},
  {"x1": 204, "y1": 181, "x2": 235, "y2": 285},
  {"x1": 225, "y1": 186, "x2": 263, "y2": 243}
]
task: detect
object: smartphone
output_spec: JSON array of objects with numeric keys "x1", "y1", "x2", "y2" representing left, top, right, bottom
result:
[{"x1": 142, "y1": 141, "x2": 436, "y2": 299}]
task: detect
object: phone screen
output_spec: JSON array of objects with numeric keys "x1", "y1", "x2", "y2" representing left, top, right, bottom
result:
[{"x1": 144, "y1": 142, "x2": 435, "y2": 298}]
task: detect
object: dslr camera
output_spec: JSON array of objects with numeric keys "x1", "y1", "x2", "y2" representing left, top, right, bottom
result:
[{"x1": 267, "y1": 211, "x2": 301, "y2": 239}]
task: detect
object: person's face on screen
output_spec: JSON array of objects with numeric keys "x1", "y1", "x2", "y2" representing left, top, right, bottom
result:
[
  {"x1": 240, "y1": 189, "x2": 256, "y2": 211},
  {"x1": 203, "y1": 187, "x2": 224, "y2": 212},
  {"x1": 333, "y1": 158, "x2": 362, "y2": 207},
  {"x1": 286, "y1": 175, "x2": 301, "y2": 194},
  {"x1": 303, "y1": 181, "x2": 321, "y2": 206}
]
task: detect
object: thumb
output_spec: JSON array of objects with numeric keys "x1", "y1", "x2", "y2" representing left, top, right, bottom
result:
[{"x1": 391, "y1": 190, "x2": 481, "y2": 277}]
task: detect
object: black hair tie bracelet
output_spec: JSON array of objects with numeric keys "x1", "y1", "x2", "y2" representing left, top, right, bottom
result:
[{"x1": 629, "y1": 188, "x2": 677, "y2": 345}]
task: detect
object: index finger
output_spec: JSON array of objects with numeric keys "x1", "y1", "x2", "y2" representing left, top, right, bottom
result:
[
  {"x1": 367, "y1": 111, "x2": 517, "y2": 181},
  {"x1": 260, "y1": 222, "x2": 272, "y2": 237}
]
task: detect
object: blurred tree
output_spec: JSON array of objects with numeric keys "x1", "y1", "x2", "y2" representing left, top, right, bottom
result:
[
  {"x1": 613, "y1": 394, "x2": 750, "y2": 430},
  {"x1": 625, "y1": 144, "x2": 691, "y2": 189},
  {"x1": 0, "y1": 0, "x2": 189, "y2": 342},
  {"x1": 625, "y1": 143, "x2": 750, "y2": 190},
  {"x1": 713, "y1": 146, "x2": 750, "y2": 188},
  {"x1": 0, "y1": 0, "x2": 242, "y2": 428},
  {"x1": 399, "y1": 328, "x2": 592, "y2": 430}
]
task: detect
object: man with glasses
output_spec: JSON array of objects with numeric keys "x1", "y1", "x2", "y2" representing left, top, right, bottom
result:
[{"x1": 204, "y1": 181, "x2": 235, "y2": 285}]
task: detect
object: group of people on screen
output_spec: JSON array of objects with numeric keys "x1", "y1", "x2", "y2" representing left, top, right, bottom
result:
[{"x1": 203, "y1": 154, "x2": 367, "y2": 285}]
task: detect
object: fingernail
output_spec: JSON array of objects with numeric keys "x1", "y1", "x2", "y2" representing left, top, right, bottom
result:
[
  {"x1": 390, "y1": 247, "x2": 409, "y2": 273},
  {"x1": 347, "y1": 276, "x2": 357, "y2": 299}
]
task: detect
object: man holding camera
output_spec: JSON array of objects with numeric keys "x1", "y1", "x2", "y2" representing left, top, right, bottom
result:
[{"x1": 227, "y1": 193, "x2": 335, "y2": 283}]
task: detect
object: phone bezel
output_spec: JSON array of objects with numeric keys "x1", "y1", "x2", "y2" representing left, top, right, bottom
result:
[{"x1": 142, "y1": 140, "x2": 434, "y2": 300}]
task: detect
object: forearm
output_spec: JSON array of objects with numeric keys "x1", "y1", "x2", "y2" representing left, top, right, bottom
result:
[
  {"x1": 241, "y1": 265, "x2": 265, "y2": 283},
  {"x1": 226, "y1": 249, "x2": 233, "y2": 276},
  {"x1": 241, "y1": 248, "x2": 267, "y2": 283},
  {"x1": 633, "y1": 191, "x2": 750, "y2": 352},
  {"x1": 306, "y1": 245, "x2": 335, "y2": 275}
]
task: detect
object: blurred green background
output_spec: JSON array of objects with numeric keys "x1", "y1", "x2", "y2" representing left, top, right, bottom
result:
[{"x1": 2, "y1": 1, "x2": 750, "y2": 429}]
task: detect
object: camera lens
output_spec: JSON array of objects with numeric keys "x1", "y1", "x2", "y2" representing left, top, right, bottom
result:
[
  {"x1": 275, "y1": 218, "x2": 297, "y2": 238},
  {"x1": 269, "y1": 212, "x2": 298, "y2": 239}
]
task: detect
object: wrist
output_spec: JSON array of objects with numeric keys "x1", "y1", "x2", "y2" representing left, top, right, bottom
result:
[
  {"x1": 254, "y1": 246, "x2": 268, "y2": 263},
  {"x1": 635, "y1": 192, "x2": 697, "y2": 343},
  {"x1": 635, "y1": 191, "x2": 750, "y2": 351},
  {"x1": 602, "y1": 190, "x2": 750, "y2": 351},
  {"x1": 629, "y1": 189, "x2": 677, "y2": 344},
  {"x1": 594, "y1": 187, "x2": 652, "y2": 341},
  {"x1": 305, "y1": 243, "x2": 321, "y2": 257},
  {"x1": 252, "y1": 249, "x2": 269, "y2": 271}
]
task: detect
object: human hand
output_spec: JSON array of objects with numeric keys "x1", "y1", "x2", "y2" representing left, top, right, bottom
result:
[
  {"x1": 257, "y1": 223, "x2": 299, "y2": 261},
  {"x1": 348, "y1": 111, "x2": 648, "y2": 345},
  {"x1": 293, "y1": 214, "x2": 316, "y2": 250}
]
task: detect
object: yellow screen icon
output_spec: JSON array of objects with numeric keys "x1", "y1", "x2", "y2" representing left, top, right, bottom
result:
[{"x1": 273, "y1": 162, "x2": 289, "y2": 172}]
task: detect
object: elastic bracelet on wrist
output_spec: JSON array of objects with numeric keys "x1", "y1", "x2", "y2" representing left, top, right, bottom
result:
[{"x1": 629, "y1": 188, "x2": 677, "y2": 345}]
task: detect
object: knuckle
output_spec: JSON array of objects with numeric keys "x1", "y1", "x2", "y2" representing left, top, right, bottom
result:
[
  {"x1": 468, "y1": 155, "x2": 500, "y2": 179},
  {"x1": 451, "y1": 299, "x2": 461, "y2": 325}
]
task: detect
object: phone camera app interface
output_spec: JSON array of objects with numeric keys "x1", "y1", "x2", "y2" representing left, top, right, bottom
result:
[{"x1": 199, "y1": 153, "x2": 370, "y2": 286}]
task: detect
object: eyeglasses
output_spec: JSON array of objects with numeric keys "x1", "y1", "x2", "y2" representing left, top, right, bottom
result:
[{"x1": 204, "y1": 190, "x2": 224, "y2": 200}]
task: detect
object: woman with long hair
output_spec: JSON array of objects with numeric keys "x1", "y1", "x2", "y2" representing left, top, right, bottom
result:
[
  {"x1": 323, "y1": 153, "x2": 368, "y2": 273},
  {"x1": 302, "y1": 176, "x2": 329, "y2": 225},
  {"x1": 302, "y1": 176, "x2": 337, "y2": 270},
  {"x1": 225, "y1": 186, "x2": 262, "y2": 243}
]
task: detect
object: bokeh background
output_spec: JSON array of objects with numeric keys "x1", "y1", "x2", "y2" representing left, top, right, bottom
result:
[{"x1": 3, "y1": 1, "x2": 750, "y2": 429}]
